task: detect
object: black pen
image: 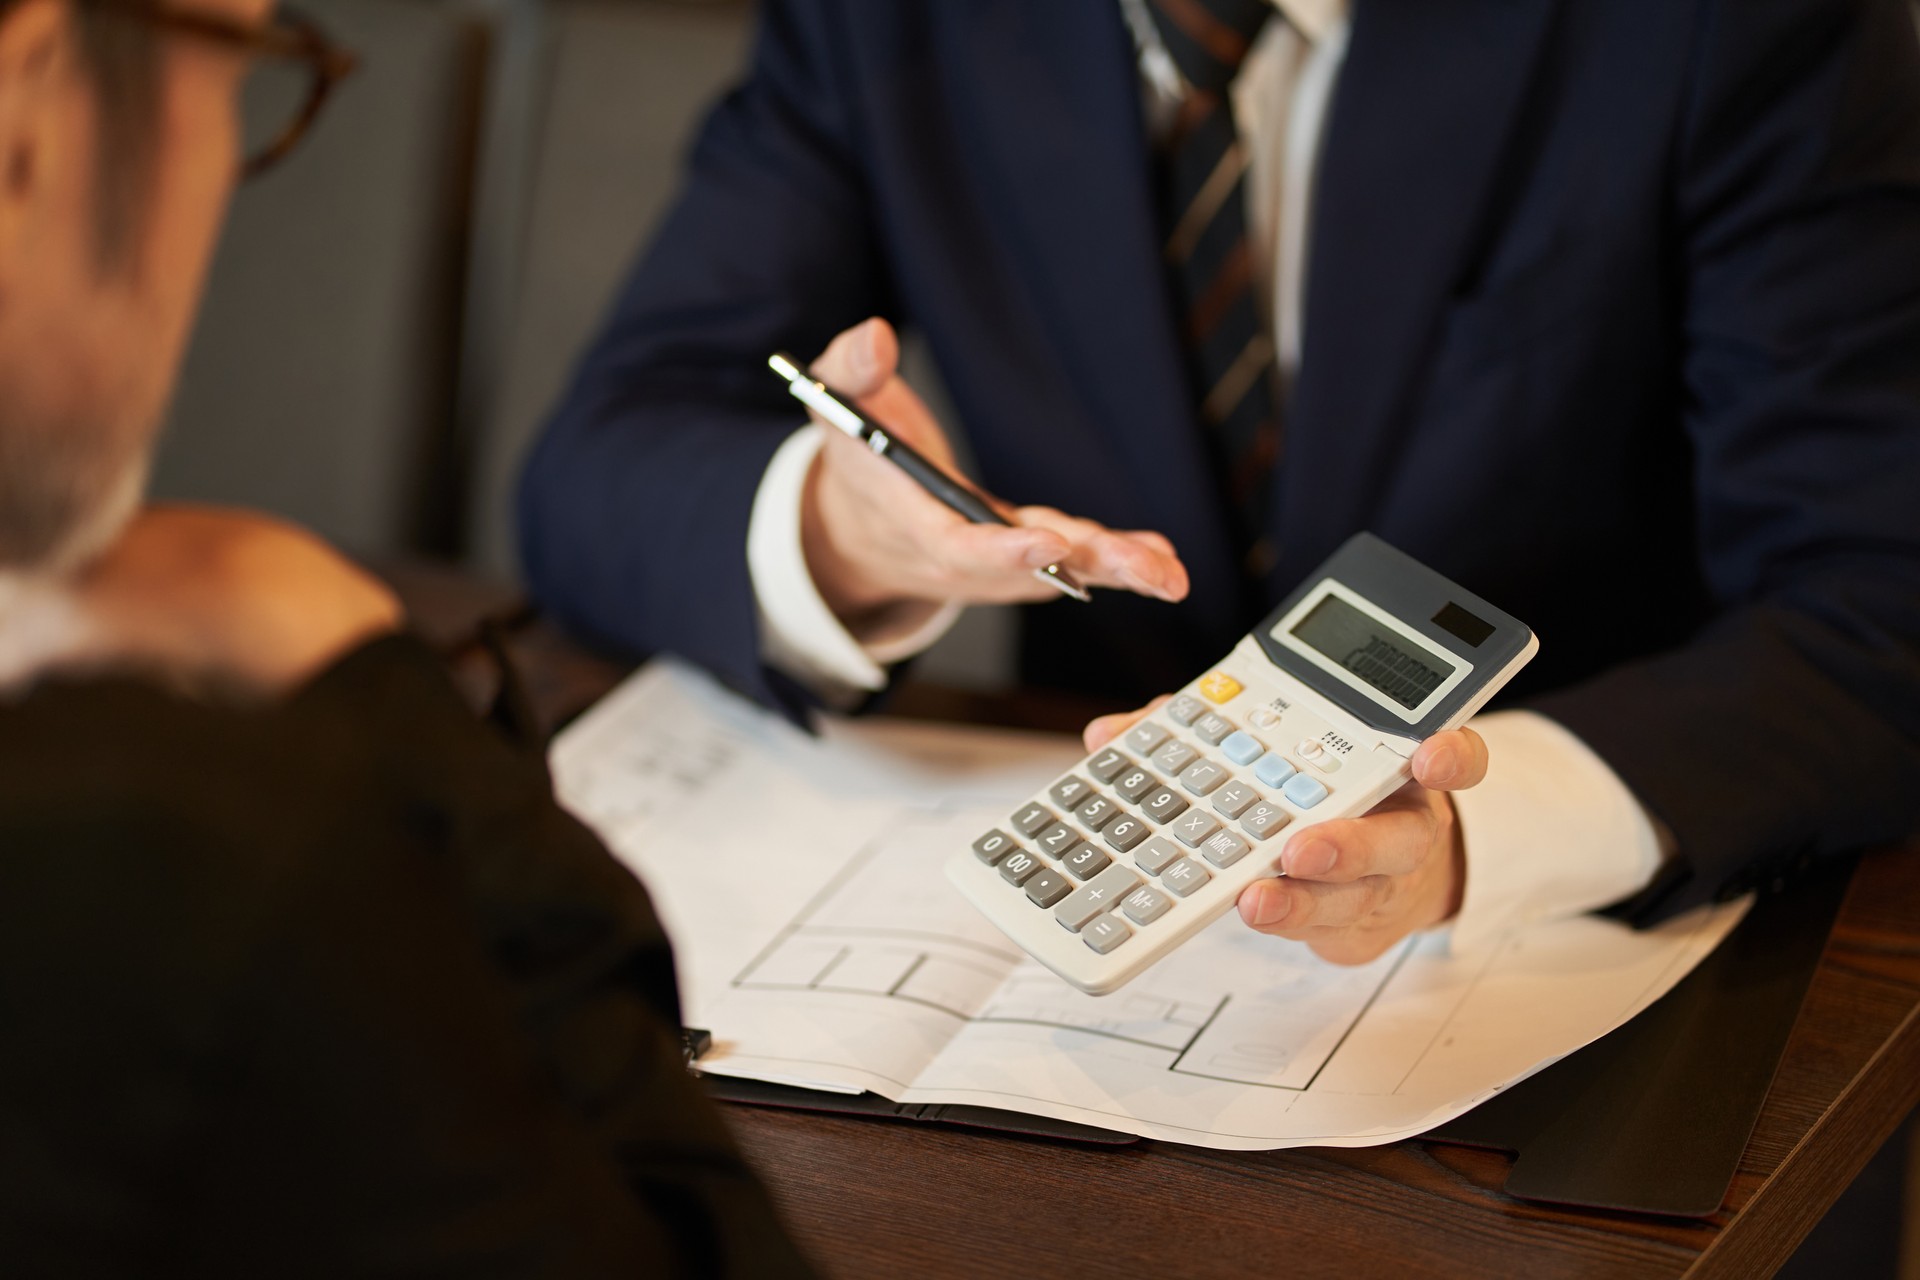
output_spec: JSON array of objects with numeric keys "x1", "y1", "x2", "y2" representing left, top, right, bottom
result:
[{"x1": 768, "y1": 352, "x2": 1092, "y2": 603}]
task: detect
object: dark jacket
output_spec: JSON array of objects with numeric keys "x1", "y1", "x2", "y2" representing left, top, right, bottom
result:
[{"x1": 0, "y1": 638, "x2": 813, "y2": 1277}]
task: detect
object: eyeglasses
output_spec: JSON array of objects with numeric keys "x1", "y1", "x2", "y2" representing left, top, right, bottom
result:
[{"x1": 101, "y1": 2, "x2": 359, "y2": 179}]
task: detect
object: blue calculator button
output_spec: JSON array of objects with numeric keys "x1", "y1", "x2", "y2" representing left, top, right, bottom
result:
[
  {"x1": 1283, "y1": 774, "x2": 1330, "y2": 809},
  {"x1": 1254, "y1": 755, "x2": 1297, "y2": 789},
  {"x1": 1220, "y1": 731, "x2": 1266, "y2": 766}
]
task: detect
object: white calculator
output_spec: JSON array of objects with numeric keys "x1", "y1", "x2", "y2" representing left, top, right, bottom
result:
[{"x1": 947, "y1": 533, "x2": 1538, "y2": 995}]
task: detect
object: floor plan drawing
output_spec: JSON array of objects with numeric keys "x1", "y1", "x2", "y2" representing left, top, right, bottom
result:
[{"x1": 553, "y1": 659, "x2": 1751, "y2": 1150}]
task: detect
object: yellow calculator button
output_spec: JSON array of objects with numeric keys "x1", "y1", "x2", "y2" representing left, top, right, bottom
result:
[{"x1": 1199, "y1": 672, "x2": 1243, "y2": 704}]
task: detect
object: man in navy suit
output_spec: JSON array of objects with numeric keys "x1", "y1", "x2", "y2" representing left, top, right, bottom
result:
[{"x1": 520, "y1": 0, "x2": 1920, "y2": 964}]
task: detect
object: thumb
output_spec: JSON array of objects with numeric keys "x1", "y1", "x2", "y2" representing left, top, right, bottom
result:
[{"x1": 812, "y1": 317, "x2": 900, "y2": 398}]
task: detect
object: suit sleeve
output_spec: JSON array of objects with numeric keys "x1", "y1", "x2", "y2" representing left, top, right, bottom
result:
[
  {"x1": 517, "y1": 0, "x2": 889, "y2": 714},
  {"x1": 1532, "y1": 0, "x2": 1920, "y2": 919}
]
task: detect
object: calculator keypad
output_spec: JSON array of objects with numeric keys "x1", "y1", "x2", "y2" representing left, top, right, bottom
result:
[{"x1": 990, "y1": 663, "x2": 1378, "y2": 965}]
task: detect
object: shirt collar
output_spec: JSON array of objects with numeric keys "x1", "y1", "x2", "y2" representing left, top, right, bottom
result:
[{"x1": 1272, "y1": 0, "x2": 1348, "y2": 45}]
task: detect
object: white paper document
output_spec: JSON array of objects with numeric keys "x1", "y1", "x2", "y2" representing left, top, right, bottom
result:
[{"x1": 553, "y1": 660, "x2": 1748, "y2": 1151}]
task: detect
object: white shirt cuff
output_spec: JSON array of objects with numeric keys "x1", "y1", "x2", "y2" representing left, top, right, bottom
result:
[
  {"x1": 1445, "y1": 710, "x2": 1667, "y2": 952},
  {"x1": 746, "y1": 426, "x2": 962, "y2": 701}
]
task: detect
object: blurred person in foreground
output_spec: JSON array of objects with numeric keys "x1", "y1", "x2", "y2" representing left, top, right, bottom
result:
[{"x1": 0, "y1": 1, "x2": 811, "y2": 1273}]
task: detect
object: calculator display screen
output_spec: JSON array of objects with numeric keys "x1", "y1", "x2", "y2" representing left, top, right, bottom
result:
[{"x1": 1289, "y1": 595, "x2": 1456, "y2": 711}]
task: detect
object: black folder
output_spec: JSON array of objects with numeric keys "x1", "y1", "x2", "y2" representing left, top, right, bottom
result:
[{"x1": 1424, "y1": 860, "x2": 1850, "y2": 1217}]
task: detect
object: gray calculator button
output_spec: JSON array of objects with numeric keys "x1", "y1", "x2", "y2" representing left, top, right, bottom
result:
[
  {"x1": 1124, "y1": 721, "x2": 1172, "y2": 756},
  {"x1": 1151, "y1": 740, "x2": 1200, "y2": 776},
  {"x1": 1241, "y1": 802, "x2": 1292, "y2": 841},
  {"x1": 1024, "y1": 868, "x2": 1072, "y2": 907},
  {"x1": 1035, "y1": 822, "x2": 1083, "y2": 859},
  {"x1": 1011, "y1": 803, "x2": 1055, "y2": 837},
  {"x1": 1048, "y1": 775, "x2": 1094, "y2": 810},
  {"x1": 1200, "y1": 828, "x2": 1252, "y2": 868},
  {"x1": 1062, "y1": 842, "x2": 1113, "y2": 881},
  {"x1": 1134, "y1": 836, "x2": 1185, "y2": 875},
  {"x1": 1161, "y1": 857, "x2": 1212, "y2": 897},
  {"x1": 1179, "y1": 759, "x2": 1228, "y2": 796},
  {"x1": 1121, "y1": 884, "x2": 1174, "y2": 925},
  {"x1": 1112, "y1": 767, "x2": 1158, "y2": 802},
  {"x1": 999, "y1": 848, "x2": 1043, "y2": 885},
  {"x1": 1076, "y1": 794, "x2": 1121, "y2": 832},
  {"x1": 1212, "y1": 779, "x2": 1261, "y2": 819},
  {"x1": 1056, "y1": 865, "x2": 1142, "y2": 931},
  {"x1": 1086, "y1": 749, "x2": 1131, "y2": 783},
  {"x1": 1082, "y1": 913, "x2": 1133, "y2": 954},
  {"x1": 1103, "y1": 814, "x2": 1151, "y2": 852},
  {"x1": 1172, "y1": 808, "x2": 1223, "y2": 848},
  {"x1": 1192, "y1": 712, "x2": 1236, "y2": 746},
  {"x1": 972, "y1": 829, "x2": 1018, "y2": 865},
  {"x1": 1166, "y1": 694, "x2": 1207, "y2": 726},
  {"x1": 1139, "y1": 786, "x2": 1190, "y2": 823}
]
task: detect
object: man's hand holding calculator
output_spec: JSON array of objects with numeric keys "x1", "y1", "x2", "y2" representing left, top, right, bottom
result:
[
  {"x1": 948, "y1": 535, "x2": 1537, "y2": 995},
  {"x1": 1085, "y1": 701, "x2": 1489, "y2": 966}
]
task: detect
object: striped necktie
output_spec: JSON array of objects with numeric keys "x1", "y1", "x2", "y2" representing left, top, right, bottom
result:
[{"x1": 1146, "y1": 0, "x2": 1282, "y2": 576}]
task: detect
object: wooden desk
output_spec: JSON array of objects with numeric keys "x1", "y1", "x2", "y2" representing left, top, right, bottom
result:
[{"x1": 387, "y1": 565, "x2": 1920, "y2": 1278}]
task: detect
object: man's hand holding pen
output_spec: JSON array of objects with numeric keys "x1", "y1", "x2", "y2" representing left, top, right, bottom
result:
[{"x1": 796, "y1": 318, "x2": 1191, "y2": 640}]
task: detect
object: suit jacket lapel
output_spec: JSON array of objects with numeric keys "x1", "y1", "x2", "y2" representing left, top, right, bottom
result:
[{"x1": 1283, "y1": 0, "x2": 1563, "y2": 573}]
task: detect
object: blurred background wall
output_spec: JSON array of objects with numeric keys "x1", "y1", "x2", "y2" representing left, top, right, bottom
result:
[
  {"x1": 153, "y1": 0, "x2": 1018, "y2": 686},
  {"x1": 155, "y1": 0, "x2": 753, "y2": 567}
]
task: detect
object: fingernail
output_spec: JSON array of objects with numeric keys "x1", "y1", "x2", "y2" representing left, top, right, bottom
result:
[
  {"x1": 1250, "y1": 883, "x2": 1291, "y2": 927},
  {"x1": 1025, "y1": 541, "x2": 1064, "y2": 569},
  {"x1": 854, "y1": 319, "x2": 882, "y2": 379},
  {"x1": 1122, "y1": 564, "x2": 1168, "y2": 598},
  {"x1": 1289, "y1": 840, "x2": 1337, "y2": 878},
  {"x1": 1425, "y1": 746, "x2": 1460, "y2": 786}
]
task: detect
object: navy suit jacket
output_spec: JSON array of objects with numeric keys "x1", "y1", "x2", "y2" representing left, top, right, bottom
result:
[{"x1": 520, "y1": 0, "x2": 1920, "y2": 921}]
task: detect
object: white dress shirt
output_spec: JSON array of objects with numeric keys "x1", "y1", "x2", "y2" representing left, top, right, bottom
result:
[{"x1": 745, "y1": 0, "x2": 1665, "y2": 946}]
